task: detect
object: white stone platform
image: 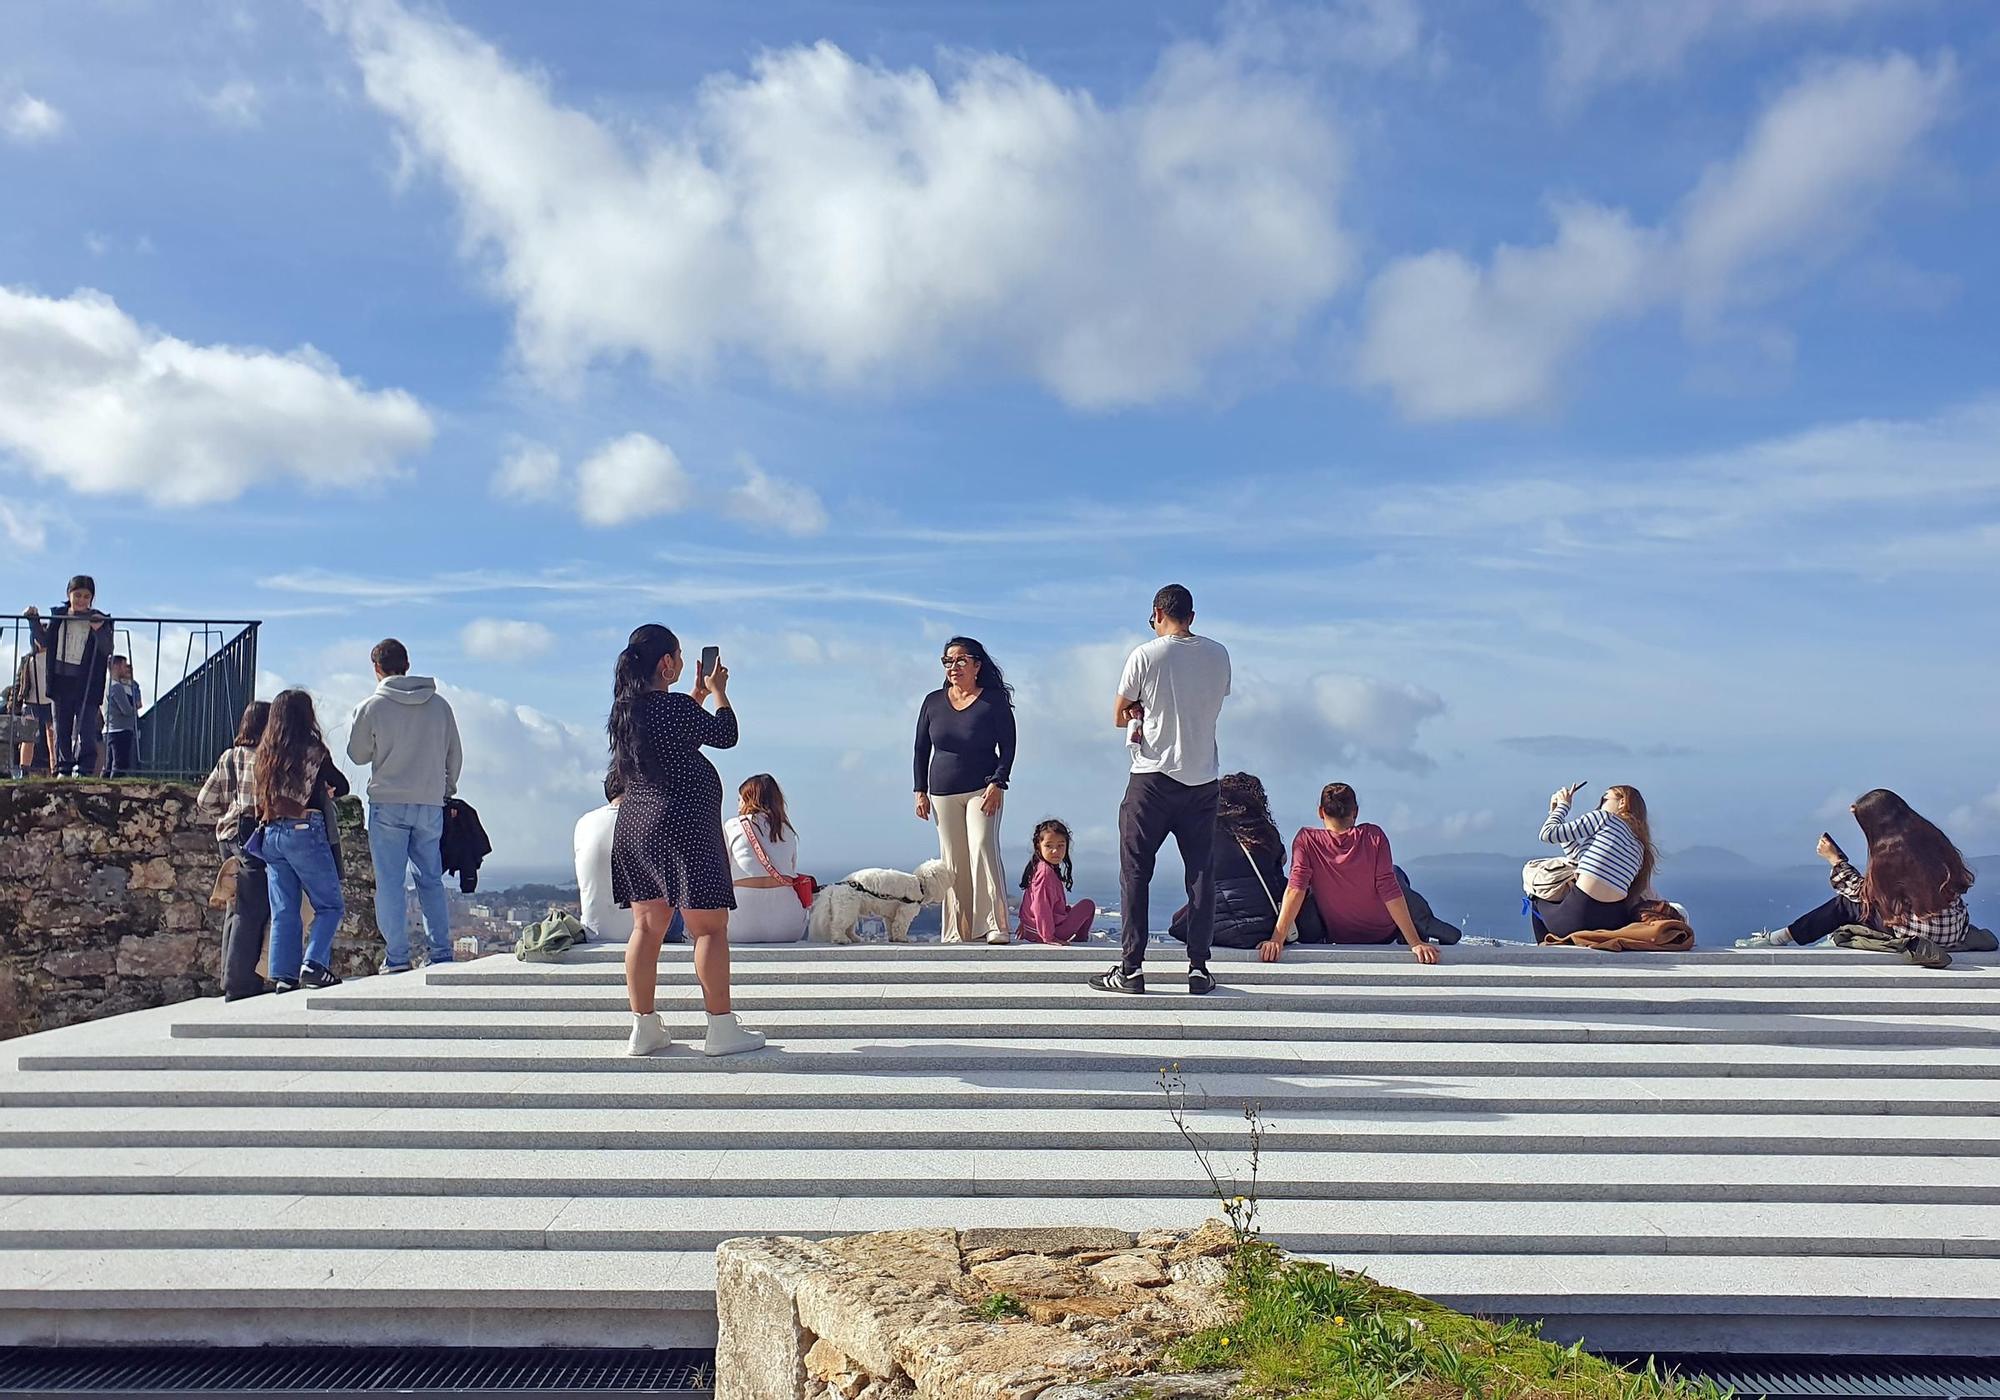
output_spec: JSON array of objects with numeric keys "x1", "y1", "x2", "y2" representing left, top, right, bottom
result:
[{"x1": 2, "y1": 940, "x2": 1999, "y2": 1356}]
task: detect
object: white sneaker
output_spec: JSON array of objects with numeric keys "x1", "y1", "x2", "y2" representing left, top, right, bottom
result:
[
  {"x1": 985, "y1": 929, "x2": 1011, "y2": 945},
  {"x1": 626, "y1": 1013, "x2": 672, "y2": 1057},
  {"x1": 1735, "y1": 928, "x2": 1796, "y2": 949},
  {"x1": 702, "y1": 1012, "x2": 766, "y2": 1057}
]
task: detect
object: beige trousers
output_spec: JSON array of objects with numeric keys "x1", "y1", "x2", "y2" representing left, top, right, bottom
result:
[{"x1": 932, "y1": 790, "x2": 1008, "y2": 942}]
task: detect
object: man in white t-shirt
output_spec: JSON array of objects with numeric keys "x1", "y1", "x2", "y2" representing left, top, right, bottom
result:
[
  {"x1": 1092, "y1": 583, "x2": 1231, "y2": 997},
  {"x1": 574, "y1": 771, "x2": 682, "y2": 946}
]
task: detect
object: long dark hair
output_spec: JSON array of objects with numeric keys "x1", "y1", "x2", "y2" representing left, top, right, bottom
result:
[
  {"x1": 1853, "y1": 788, "x2": 1973, "y2": 923},
  {"x1": 942, "y1": 636, "x2": 1011, "y2": 703},
  {"x1": 1218, "y1": 772, "x2": 1283, "y2": 858},
  {"x1": 234, "y1": 700, "x2": 271, "y2": 749},
  {"x1": 608, "y1": 624, "x2": 679, "y2": 787},
  {"x1": 739, "y1": 773, "x2": 794, "y2": 841},
  {"x1": 1604, "y1": 784, "x2": 1660, "y2": 898},
  {"x1": 1020, "y1": 817, "x2": 1075, "y2": 891},
  {"x1": 255, "y1": 689, "x2": 325, "y2": 817}
]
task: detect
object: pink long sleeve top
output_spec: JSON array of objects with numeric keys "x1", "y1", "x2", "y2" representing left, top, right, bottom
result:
[{"x1": 1018, "y1": 862, "x2": 1080, "y2": 943}]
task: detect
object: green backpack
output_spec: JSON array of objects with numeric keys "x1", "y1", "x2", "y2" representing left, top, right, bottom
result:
[{"x1": 516, "y1": 909, "x2": 586, "y2": 962}]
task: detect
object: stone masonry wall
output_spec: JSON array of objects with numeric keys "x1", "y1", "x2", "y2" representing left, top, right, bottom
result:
[{"x1": 0, "y1": 781, "x2": 386, "y2": 1040}]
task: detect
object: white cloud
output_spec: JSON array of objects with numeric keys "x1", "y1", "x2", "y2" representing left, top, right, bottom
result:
[
  {"x1": 724, "y1": 457, "x2": 829, "y2": 537},
  {"x1": 1679, "y1": 52, "x2": 1954, "y2": 319},
  {"x1": 1356, "y1": 201, "x2": 1659, "y2": 420},
  {"x1": 492, "y1": 440, "x2": 561, "y2": 501},
  {"x1": 1532, "y1": 0, "x2": 1901, "y2": 97},
  {"x1": 0, "y1": 497, "x2": 46, "y2": 551},
  {"x1": 2, "y1": 94, "x2": 64, "y2": 145},
  {"x1": 328, "y1": 0, "x2": 1351, "y2": 408},
  {"x1": 0, "y1": 285, "x2": 433, "y2": 505},
  {"x1": 460, "y1": 618, "x2": 556, "y2": 662},
  {"x1": 1951, "y1": 786, "x2": 2000, "y2": 844},
  {"x1": 1356, "y1": 52, "x2": 1952, "y2": 420},
  {"x1": 1222, "y1": 0, "x2": 1438, "y2": 73},
  {"x1": 1308, "y1": 673, "x2": 1448, "y2": 772},
  {"x1": 199, "y1": 79, "x2": 263, "y2": 129},
  {"x1": 574, "y1": 432, "x2": 691, "y2": 527}
]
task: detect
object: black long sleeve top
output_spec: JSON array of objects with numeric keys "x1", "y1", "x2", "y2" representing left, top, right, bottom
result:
[{"x1": 913, "y1": 687, "x2": 1017, "y2": 797}]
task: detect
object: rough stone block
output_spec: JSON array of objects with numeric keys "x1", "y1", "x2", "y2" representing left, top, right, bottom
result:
[
  {"x1": 960, "y1": 1228, "x2": 1133, "y2": 1258},
  {"x1": 129, "y1": 858, "x2": 176, "y2": 892},
  {"x1": 716, "y1": 1236, "x2": 836, "y2": 1400}
]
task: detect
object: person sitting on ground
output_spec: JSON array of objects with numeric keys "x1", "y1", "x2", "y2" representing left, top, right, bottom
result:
[
  {"x1": 1532, "y1": 782, "x2": 1657, "y2": 940},
  {"x1": 103, "y1": 655, "x2": 141, "y2": 777},
  {"x1": 1755, "y1": 788, "x2": 1991, "y2": 953},
  {"x1": 725, "y1": 774, "x2": 809, "y2": 944},
  {"x1": 574, "y1": 769, "x2": 684, "y2": 946},
  {"x1": 1172, "y1": 772, "x2": 1287, "y2": 950},
  {"x1": 1018, "y1": 818, "x2": 1095, "y2": 944},
  {"x1": 198, "y1": 702, "x2": 274, "y2": 1000},
  {"x1": 1259, "y1": 783, "x2": 1441, "y2": 964},
  {"x1": 25, "y1": 575, "x2": 113, "y2": 778},
  {"x1": 256, "y1": 689, "x2": 351, "y2": 993}
]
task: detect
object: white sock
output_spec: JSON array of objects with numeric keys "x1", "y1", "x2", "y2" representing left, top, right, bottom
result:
[
  {"x1": 707, "y1": 1011, "x2": 735, "y2": 1026},
  {"x1": 1772, "y1": 927, "x2": 1795, "y2": 945}
]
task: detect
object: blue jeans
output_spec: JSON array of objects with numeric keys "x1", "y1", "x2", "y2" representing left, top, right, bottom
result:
[
  {"x1": 369, "y1": 802, "x2": 452, "y2": 967},
  {"x1": 264, "y1": 812, "x2": 346, "y2": 981}
]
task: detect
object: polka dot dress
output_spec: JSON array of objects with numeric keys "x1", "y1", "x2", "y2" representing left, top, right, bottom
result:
[{"x1": 611, "y1": 691, "x2": 739, "y2": 912}]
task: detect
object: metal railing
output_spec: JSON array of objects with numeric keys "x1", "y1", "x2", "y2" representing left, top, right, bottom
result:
[{"x1": 4, "y1": 614, "x2": 261, "y2": 782}]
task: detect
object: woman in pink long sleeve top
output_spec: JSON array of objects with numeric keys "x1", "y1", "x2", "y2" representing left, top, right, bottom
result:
[{"x1": 1017, "y1": 819, "x2": 1095, "y2": 944}]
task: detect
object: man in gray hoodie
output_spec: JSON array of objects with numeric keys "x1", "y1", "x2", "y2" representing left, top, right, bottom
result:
[{"x1": 348, "y1": 638, "x2": 463, "y2": 972}]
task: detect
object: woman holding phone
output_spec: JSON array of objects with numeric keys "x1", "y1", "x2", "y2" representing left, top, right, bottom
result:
[
  {"x1": 608, "y1": 625, "x2": 765, "y2": 1057},
  {"x1": 1531, "y1": 781, "x2": 1658, "y2": 939}
]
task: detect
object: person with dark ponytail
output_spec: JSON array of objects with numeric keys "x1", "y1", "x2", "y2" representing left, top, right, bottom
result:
[{"x1": 608, "y1": 624, "x2": 765, "y2": 1057}]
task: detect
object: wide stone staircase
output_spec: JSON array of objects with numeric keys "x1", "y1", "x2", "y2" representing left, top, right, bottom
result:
[{"x1": 2, "y1": 941, "x2": 1999, "y2": 1357}]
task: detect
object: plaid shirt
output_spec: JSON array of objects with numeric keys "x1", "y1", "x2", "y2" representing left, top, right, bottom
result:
[
  {"x1": 1831, "y1": 860, "x2": 1974, "y2": 949},
  {"x1": 197, "y1": 745, "x2": 257, "y2": 843}
]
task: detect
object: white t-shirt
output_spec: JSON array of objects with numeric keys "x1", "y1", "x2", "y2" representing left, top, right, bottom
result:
[
  {"x1": 573, "y1": 803, "x2": 632, "y2": 944},
  {"x1": 725, "y1": 814, "x2": 797, "y2": 880},
  {"x1": 1118, "y1": 633, "x2": 1231, "y2": 785}
]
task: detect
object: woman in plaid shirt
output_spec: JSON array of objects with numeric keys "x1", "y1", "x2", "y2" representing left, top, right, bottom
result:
[
  {"x1": 198, "y1": 702, "x2": 273, "y2": 1000},
  {"x1": 1763, "y1": 789, "x2": 1992, "y2": 952}
]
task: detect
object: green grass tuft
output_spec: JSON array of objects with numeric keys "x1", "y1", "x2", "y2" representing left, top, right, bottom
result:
[{"x1": 977, "y1": 1291, "x2": 1028, "y2": 1320}]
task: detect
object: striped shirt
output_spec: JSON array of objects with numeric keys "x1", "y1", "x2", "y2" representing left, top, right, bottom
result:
[{"x1": 1541, "y1": 801, "x2": 1645, "y2": 894}]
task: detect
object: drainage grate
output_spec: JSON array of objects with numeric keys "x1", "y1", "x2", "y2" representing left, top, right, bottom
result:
[
  {"x1": 0, "y1": 1347, "x2": 716, "y2": 1397},
  {"x1": 1629, "y1": 1356, "x2": 2000, "y2": 1400}
]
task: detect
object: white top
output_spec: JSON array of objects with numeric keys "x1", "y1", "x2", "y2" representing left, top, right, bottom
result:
[
  {"x1": 573, "y1": 803, "x2": 631, "y2": 944},
  {"x1": 1118, "y1": 633, "x2": 1232, "y2": 785},
  {"x1": 726, "y1": 814, "x2": 797, "y2": 881}
]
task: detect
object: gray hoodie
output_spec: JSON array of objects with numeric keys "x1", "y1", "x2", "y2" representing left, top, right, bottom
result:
[{"x1": 346, "y1": 675, "x2": 463, "y2": 806}]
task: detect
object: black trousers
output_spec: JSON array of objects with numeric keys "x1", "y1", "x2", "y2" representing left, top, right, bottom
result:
[
  {"x1": 1785, "y1": 894, "x2": 1865, "y2": 945},
  {"x1": 51, "y1": 693, "x2": 99, "y2": 777},
  {"x1": 1119, "y1": 771, "x2": 1218, "y2": 974},
  {"x1": 1532, "y1": 885, "x2": 1632, "y2": 940},
  {"x1": 219, "y1": 838, "x2": 273, "y2": 998},
  {"x1": 106, "y1": 731, "x2": 137, "y2": 777}
]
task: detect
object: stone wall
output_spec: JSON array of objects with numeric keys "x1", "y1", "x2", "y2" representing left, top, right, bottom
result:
[
  {"x1": 0, "y1": 781, "x2": 386, "y2": 1040},
  {"x1": 716, "y1": 1223, "x2": 1245, "y2": 1400}
]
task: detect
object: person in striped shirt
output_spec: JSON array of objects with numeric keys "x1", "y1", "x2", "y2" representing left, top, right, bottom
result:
[{"x1": 1532, "y1": 783, "x2": 1658, "y2": 940}]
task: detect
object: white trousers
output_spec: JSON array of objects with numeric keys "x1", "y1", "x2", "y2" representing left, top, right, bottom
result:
[
  {"x1": 932, "y1": 790, "x2": 1008, "y2": 941},
  {"x1": 730, "y1": 883, "x2": 808, "y2": 943}
]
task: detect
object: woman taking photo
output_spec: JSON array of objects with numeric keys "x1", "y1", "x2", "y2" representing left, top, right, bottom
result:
[
  {"x1": 1533, "y1": 782, "x2": 1657, "y2": 939},
  {"x1": 724, "y1": 774, "x2": 809, "y2": 944},
  {"x1": 609, "y1": 624, "x2": 764, "y2": 1057},
  {"x1": 912, "y1": 636, "x2": 1017, "y2": 944},
  {"x1": 1759, "y1": 789, "x2": 1990, "y2": 953},
  {"x1": 255, "y1": 690, "x2": 350, "y2": 993}
]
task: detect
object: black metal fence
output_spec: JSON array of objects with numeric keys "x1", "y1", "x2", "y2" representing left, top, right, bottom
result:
[{"x1": 3, "y1": 614, "x2": 261, "y2": 783}]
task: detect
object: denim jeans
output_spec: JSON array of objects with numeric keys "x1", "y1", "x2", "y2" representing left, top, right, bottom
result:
[
  {"x1": 369, "y1": 802, "x2": 452, "y2": 967},
  {"x1": 264, "y1": 812, "x2": 346, "y2": 981}
]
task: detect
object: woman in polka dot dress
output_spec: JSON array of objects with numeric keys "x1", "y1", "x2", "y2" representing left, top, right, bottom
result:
[{"x1": 608, "y1": 624, "x2": 765, "y2": 1058}]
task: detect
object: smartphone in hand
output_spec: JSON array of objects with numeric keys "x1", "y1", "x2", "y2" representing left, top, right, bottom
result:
[{"x1": 699, "y1": 645, "x2": 720, "y2": 678}]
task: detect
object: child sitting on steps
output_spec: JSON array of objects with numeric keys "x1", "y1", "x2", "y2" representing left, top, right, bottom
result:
[{"x1": 1017, "y1": 819, "x2": 1096, "y2": 944}]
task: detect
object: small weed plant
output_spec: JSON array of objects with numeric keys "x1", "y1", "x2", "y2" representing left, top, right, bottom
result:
[
  {"x1": 977, "y1": 1292, "x2": 1026, "y2": 1321},
  {"x1": 1157, "y1": 1061, "x2": 1265, "y2": 1245}
]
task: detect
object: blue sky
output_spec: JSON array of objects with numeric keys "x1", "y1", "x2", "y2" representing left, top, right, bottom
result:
[{"x1": 3, "y1": 0, "x2": 1998, "y2": 888}]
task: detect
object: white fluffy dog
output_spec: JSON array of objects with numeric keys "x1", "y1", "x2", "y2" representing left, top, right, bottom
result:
[{"x1": 808, "y1": 859, "x2": 952, "y2": 944}]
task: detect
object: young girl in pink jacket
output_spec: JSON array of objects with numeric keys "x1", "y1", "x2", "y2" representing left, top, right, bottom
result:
[{"x1": 1017, "y1": 819, "x2": 1096, "y2": 944}]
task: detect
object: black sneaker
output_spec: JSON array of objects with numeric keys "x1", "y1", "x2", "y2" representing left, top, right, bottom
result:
[
  {"x1": 298, "y1": 962, "x2": 343, "y2": 989},
  {"x1": 1090, "y1": 966, "x2": 1145, "y2": 995},
  {"x1": 1188, "y1": 966, "x2": 1216, "y2": 996}
]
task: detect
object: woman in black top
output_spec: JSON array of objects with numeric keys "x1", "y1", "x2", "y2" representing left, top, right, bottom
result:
[
  {"x1": 913, "y1": 636, "x2": 1018, "y2": 944},
  {"x1": 607, "y1": 624, "x2": 764, "y2": 1058},
  {"x1": 1172, "y1": 772, "x2": 1290, "y2": 949}
]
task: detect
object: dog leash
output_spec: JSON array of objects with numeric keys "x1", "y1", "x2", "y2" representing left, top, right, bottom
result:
[{"x1": 840, "y1": 877, "x2": 923, "y2": 905}]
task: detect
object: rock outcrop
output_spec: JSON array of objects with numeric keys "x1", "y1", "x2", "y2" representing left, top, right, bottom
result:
[
  {"x1": 717, "y1": 1223, "x2": 1245, "y2": 1400},
  {"x1": 1, "y1": 781, "x2": 385, "y2": 1038}
]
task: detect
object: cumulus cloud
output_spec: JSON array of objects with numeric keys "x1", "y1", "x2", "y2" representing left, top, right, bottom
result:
[
  {"x1": 0, "y1": 497, "x2": 46, "y2": 551},
  {"x1": 328, "y1": 0, "x2": 1351, "y2": 408},
  {"x1": 460, "y1": 617, "x2": 556, "y2": 662},
  {"x1": 2, "y1": 94, "x2": 64, "y2": 145},
  {"x1": 1357, "y1": 51, "x2": 1952, "y2": 420},
  {"x1": 492, "y1": 440, "x2": 562, "y2": 501},
  {"x1": 725, "y1": 457, "x2": 829, "y2": 537},
  {"x1": 1532, "y1": 0, "x2": 1900, "y2": 97},
  {"x1": 0, "y1": 285, "x2": 433, "y2": 505},
  {"x1": 574, "y1": 432, "x2": 691, "y2": 527}
]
